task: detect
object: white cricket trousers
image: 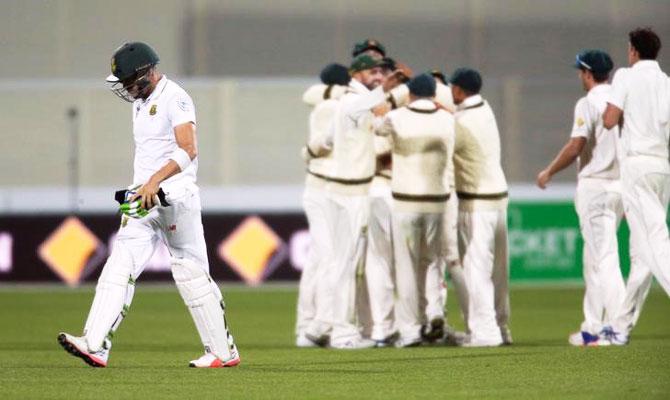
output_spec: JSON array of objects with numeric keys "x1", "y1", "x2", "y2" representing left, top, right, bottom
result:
[
  {"x1": 365, "y1": 182, "x2": 395, "y2": 341},
  {"x1": 393, "y1": 211, "x2": 443, "y2": 343},
  {"x1": 326, "y1": 191, "x2": 369, "y2": 346},
  {"x1": 441, "y1": 194, "x2": 469, "y2": 330},
  {"x1": 613, "y1": 156, "x2": 670, "y2": 331},
  {"x1": 84, "y1": 184, "x2": 212, "y2": 346},
  {"x1": 575, "y1": 178, "x2": 626, "y2": 334},
  {"x1": 297, "y1": 184, "x2": 333, "y2": 338},
  {"x1": 458, "y1": 207, "x2": 509, "y2": 344}
]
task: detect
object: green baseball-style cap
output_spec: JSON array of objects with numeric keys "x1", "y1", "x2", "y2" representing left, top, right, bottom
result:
[
  {"x1": 352, "y1": 39, "x2": 386, "y2": 58},
  {"x1": 349, "y1": 54, "x2": 384, "y2": 73},
  {"x1": 574, "y1": 49, "x2": 614, "y2": 74}
]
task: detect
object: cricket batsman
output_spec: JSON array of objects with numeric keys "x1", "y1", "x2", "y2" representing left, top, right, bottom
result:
[{"x1": 57, "y1": 41, "x2": 240, "y2": 368}]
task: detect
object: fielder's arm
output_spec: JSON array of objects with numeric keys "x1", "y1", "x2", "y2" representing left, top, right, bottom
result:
[
  {"x1": 536, "y1": 137, "x2": 586, "y2": 189},
  {"x1": 132, "y1": 122, "x2": 197, "y2": 209},
  {"x1": 603, "y1": 103, "x2": 623, "y2": 130}
]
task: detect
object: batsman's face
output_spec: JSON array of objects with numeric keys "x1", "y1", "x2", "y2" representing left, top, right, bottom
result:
[{"x1": 359, "y1": 67, "x2": 385, "y2": 90}]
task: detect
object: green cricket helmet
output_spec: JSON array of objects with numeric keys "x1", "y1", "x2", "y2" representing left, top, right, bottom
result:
[{"x1": 105, "y1": 41, "x2": 160, "y2": 102}]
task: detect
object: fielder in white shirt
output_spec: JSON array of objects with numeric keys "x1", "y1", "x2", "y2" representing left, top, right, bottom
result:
[
  {"x1": 296, "y1": 63, "x2": 350, "y2": 347},
  {"x1": 387, "y1": 70, "x2": 469, "y2": 342},
  {"x1": 603, "y1": 27, "x2": 670, "y2": 345},
  {"x1": 377, "y1": 73, "x2": 455, "y2": 347},
  {"x1": 537, "y1": 50, "x2": 631, "y2": 346},
  {"x1": 58, "y1": 42, "x2": 240, "y2": 368},
  {"x1": 450, "y1": 68, "x2": 512, "y2": 347}
]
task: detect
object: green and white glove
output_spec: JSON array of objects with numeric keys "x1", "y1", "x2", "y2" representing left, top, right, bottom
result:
[
  {"x1": 119, "y1": 199, "x2": 152, "y2": 219},
  {"x1": 117, "y1": 184, "x2": 153, "y2": 219},
  {"x1": 115, "y1": 184, "x2": 170, "y2": 219}
]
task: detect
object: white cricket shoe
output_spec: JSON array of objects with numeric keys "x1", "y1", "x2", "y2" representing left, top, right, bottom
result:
[
  {"x1": 189, "y1": 347, "x2": 241, "y2": 368},
  {"x1": 599, "y1": 327, "x2": 628, "y2": 346},
  {"x1": 568, "y1": 330, "x2": 609, "y2": 346},
  {"x1": 296, "y1": 333, "x2": 319, "y2": 348},
  {"x1": 58, "y1": 332, "x2": 109, "y2": 368},
  {"x1": 330, "y1": 337, "x2": 376, "y2": 350},
  {"x1": 394, "y1": 336, "x2": 423, "y2": 348},
  {"x1": 461, "y1": 337, "x2": 503, "y2": 348}
]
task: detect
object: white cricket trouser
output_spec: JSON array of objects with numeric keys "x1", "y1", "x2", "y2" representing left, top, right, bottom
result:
[
  {"x1": 393, "y1": 211, "x2": 443, "y2": 343},
  {"x1": 440, "y1": 194, "x2": 469, "y2": 330},
  {"x1": 612, "y1": 156, "x2": 670, "y2": 331},
  {"x1": 326, "y1": 191, "x2": 369, "y2": 346},
  {"x1": 84, "y1": 184, "x2": 212, "y2": 343},
  {"x1": 297, "y1": 184, "x2": 332, "y2": 337},
  {"x1": 365, "y1": 180, "x2": 395, "y2": 341},
  {"x1": 458, "y1": 207, "x2": 509, "y2": 344},
  {"x1": 113, "y1": 185, "x2": 210, "y2": 281},
  {"x1": 575, "y1": 178, "x2": 626, "y2": 334}
]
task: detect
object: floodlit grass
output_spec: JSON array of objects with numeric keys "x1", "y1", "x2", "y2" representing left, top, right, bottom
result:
[{"x1": 0, "y1": 285, "x2": 668, "y2": 399}]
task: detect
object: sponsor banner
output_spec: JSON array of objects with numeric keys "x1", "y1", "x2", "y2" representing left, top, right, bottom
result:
[{"x1": 0, "y1": 202, "x2": 665, "y2": 285}]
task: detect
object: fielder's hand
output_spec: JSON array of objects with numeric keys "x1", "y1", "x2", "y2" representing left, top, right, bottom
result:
[{"x1": 536, "y1": 169, "x2": 551, "y2": 189}]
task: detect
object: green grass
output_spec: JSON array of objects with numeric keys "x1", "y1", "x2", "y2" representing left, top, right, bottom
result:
[{"x1": 0, "y1": 285, "x2": 668, "y2": 399}]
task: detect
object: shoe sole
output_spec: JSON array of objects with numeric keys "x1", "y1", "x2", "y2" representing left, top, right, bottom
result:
[
  {"x1": 57, "y1": 334, "x2": 107, "y2": 368},
  {"x1": 189, "y1": 356, "x2": 241, "y2": 368}
]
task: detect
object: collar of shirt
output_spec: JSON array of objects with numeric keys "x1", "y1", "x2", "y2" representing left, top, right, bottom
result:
[
  {"x1": 408, "y1": 99, "x2": 437, "y2": 111},
  {"x1": 588, "y1": 83, "x2": 610, "y2": 95},
  {"x1": 458, "y1": 94, "x2": 483, "y2": 110},
  {"x1": 632, "y1": 60, "x2": 661, "y2": 72},
  {"x1": 349, "y1": 78, "x2": 371, "y2": 94}
]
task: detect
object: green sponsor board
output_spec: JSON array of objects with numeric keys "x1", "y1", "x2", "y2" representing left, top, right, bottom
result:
[{"x1": 508, "y1": 201, "x2": 632, "y2": 281}]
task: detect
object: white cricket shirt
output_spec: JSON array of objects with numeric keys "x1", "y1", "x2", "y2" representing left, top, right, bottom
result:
[
  {"x1": 608, "y1": 60, "x2": 670, "y2": 160},
  {"x1": 571, "y1": 84, "x2": 620, "y2": 180},
  {"x1": 329, "y1": 79, "x2": 386, "y2": 195},
  {"x1": 132, "y1": 76, "x2": 197, "y2": 188},
  {"x1": 378, "y1": 99, "x2": 455, "y2": 213}
]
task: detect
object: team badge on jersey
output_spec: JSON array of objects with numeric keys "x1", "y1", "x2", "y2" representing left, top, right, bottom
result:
[
  {"x1": 149, "y1": 104, "x2": 157, "y2": 115},
  {"x1": 576, "y1": 117, "x2": 584, "y2": 127}
]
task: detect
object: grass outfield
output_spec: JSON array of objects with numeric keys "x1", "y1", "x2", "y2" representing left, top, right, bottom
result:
[{"x1": 0, "y1": 285, "x2": 668, "y2": 399}]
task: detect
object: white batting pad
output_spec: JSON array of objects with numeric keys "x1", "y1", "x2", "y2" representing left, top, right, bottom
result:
[
  {"x1": 84, "y1": 240, "x2": 134, "y2": 352},
  {"x1": 171, "y1": 257, "x2": 233, "y2": 361}
]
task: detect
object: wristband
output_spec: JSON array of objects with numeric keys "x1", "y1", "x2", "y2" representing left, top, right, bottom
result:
[{"x1": 170, "y1": 147, "x2": 192, "y2": 171}]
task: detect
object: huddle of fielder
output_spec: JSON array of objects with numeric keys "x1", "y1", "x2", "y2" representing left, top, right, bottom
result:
[
  {"x1": 537, "y1": 27, "x2": 670, "y2": 346},
  {"x1": 297, "y1": 39, "x2": 511, "y2": 349}
]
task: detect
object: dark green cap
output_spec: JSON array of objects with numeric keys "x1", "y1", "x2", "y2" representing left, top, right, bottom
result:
[
  {"x1": 352, "y1": 39, "x2": 386, "y2": 58},
  {"x1": 350, "y1": 54, "x2": 383, "y2": 73},
  {"x1": 320, "y1": 63, "x2": 351, "y2": 86},
  {"x1": 574, "y1": 49, "x2": 614, "y2": 74},
  {"x1": 109, "y1": 42, "x2": 160, "y2": 82},
  {"x1": 449, "y1": 68, "x2": 482, "y2": 94}
]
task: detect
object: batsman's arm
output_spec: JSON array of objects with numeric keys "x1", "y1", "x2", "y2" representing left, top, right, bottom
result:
[
  {"x1": 536, "y1": 137, "x2": 586, "y2": 189},
  {"x1": 132, "y1": 122, "x2": 197, "y2": 208}
]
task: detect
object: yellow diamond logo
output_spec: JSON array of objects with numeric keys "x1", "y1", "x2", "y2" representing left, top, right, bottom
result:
[
  {"x1": 218, "y1": 216, "x2": 286, "y2": 286},
  {"x1": 38, "y1": 217, "x2": 104, "y2": 287}
]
